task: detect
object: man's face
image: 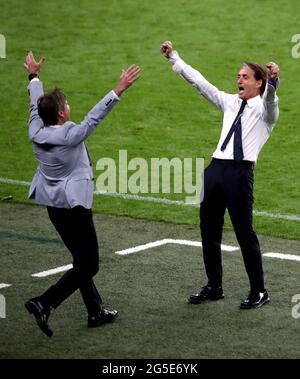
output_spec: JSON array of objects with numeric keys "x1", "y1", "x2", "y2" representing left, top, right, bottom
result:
[{"x1": 237, "y1": 65, "x2": 262, "y2": 100}]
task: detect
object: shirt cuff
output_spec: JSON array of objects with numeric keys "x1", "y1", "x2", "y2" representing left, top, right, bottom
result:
[
  {"x1": 111, "y1": 89, "x2": 120, "y2": 100},
  {"x1": 168, "y1": 51, "x2": 186, "y2": 74},
  {"x1": 168, "y1": 50, "x2": 180, "y2": 64}
]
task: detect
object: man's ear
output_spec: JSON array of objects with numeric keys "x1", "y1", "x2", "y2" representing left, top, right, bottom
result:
[
  {"x1": 57, "y1": 111, "x2": 66, "y2": 124},
  {"x1": 256, "y1": 79, "x2": 262, "y2": 89}
]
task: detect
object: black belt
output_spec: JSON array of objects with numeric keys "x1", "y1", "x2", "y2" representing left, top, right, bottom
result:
[{"x1": 212, "y1": 158, "x2": 255, "y2": 169}]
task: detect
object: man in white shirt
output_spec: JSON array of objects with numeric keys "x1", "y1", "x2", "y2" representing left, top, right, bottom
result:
[{"x1": 160, "y1": 41, "x2": 279, "y2": 309}]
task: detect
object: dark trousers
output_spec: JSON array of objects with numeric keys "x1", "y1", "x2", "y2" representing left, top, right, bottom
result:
[
  {"x1": 200, "y1": 158, "x2": 265, "y2": 293},
  {"x1": 39, "y1": 206, "x2": 102, "y2": 315}
]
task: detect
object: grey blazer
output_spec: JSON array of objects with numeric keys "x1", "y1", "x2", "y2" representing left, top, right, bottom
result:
[{"x1": 28, "y1": 79, "x2": 120, "y2": 209}]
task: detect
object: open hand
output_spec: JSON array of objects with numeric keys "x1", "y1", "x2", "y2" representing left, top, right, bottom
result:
[
  {"x1": 24, "y1": 51, "x2": 46, "y2": 74},
  {"x1": 114, "y1": 64, "x2": 141, "y2": 96}
]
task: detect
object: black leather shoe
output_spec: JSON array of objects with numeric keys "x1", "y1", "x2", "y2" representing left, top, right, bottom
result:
[
  {"x1": 25, "y1": 298, "x2": 52, "y2": 337},
  {"x1": 240, "y1": 290, "x2": 270, "y2": 309},
  {"x1": 88, "y1": 308, "x2": 118, "y2": 328},
  {"x1": 188, "y1": 285, "x2": 224, "y2": 304}
]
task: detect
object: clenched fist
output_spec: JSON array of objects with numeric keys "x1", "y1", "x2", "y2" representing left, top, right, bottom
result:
[
  {"x1": 160, "y1": 41, "x2": 173, "y2": 58},
  {"x1": 266, "y1": 62, "x2": 279, "y2": 80}
]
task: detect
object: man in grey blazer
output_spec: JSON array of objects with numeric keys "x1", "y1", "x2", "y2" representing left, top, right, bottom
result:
[{"x1": 24, "y1": 51, "x2": 140, "y2": 337}]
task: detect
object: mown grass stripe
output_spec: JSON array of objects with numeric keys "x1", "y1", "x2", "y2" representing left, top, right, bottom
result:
[
  {"x1": 0, "y1": 231, "x2": 62, "y2": 245},
  {"x1": 1, "y1": 177, "x2": 300, "y2": 222}
]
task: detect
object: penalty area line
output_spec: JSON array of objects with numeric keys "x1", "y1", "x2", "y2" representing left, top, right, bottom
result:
[
  {"x1": 32, "y1": 264, "x2": 73, "y2": 278},
  {"x1": 263, "y1": 252, "x2": 300, "y2": 262},
  {"x1": 115, "y1": 238, "x2": 239, "y2": 255},
  {"x1": 0, "y1": 283, "x2": 11, "y2": 289},
  {"x1": 24, "y1": 246, "x2": 300, "y2": 282}
]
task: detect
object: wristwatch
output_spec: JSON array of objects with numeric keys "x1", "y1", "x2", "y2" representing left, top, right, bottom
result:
[{"x1": 268, "y1": 77, "x2": 279, "y2": 90}]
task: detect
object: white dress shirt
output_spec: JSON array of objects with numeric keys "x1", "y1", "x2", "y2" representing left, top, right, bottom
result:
[{"x1": 169, "y1": 51, "x2": 279, "y2": 163}]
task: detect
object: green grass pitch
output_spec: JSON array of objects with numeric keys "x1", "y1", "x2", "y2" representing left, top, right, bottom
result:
[
  {"x1": 1, "y1": 203, "x2": 300, "y2": 358},
  {"x1": 0, "y1": 0, "x2": 300, "y2": 359}
]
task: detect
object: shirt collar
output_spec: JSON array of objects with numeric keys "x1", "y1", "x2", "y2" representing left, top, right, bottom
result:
[
  {"x1": 49, "y1": 124, "x2": 61, "y2": 128},
  {"x1": 244, "y1": 95, "x2": 261, "y2": 108}
]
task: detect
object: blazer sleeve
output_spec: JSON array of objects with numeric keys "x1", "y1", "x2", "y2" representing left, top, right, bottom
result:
[
  {"x1": 27, "y1": 79, "x2": 45, "y2": 140},
  {"x1": 30, "y1": 90, "x2": 120, "y2": 146},
  {"x1": 63, "y1": 90, "x2": 120, "y2": 146}
]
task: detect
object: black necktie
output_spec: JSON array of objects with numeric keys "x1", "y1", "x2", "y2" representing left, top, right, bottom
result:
[{"x1": 221, "y1": 100, "x2": 247, "y2": 161}]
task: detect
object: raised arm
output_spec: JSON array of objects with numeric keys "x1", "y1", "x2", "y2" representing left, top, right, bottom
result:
[
  {"x1": 160, "y1": 41, "x2": 230, "y2": 112},
  {"x1": 61, "y1": 64, "x2": 141, "y2": 146},
  {"x1": 24, "y1": 51, "x2": 46, "y2": 140},
  {"x1": 262, "y1": 61, "x2": 280, "y2": 128},
  {"x1": 29, "y1": 63, "x2": 140, "y2": 146}
]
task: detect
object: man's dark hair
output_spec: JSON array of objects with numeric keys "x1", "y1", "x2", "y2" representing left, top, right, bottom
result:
[
  {"x1": 244, "y1": 61, "x2": 267, "y2": 96},
  {"x1": 37, "y1": 88, "x2": 67, "y2": 126}
]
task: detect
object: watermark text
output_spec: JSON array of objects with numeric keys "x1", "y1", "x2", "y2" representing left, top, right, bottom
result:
[
  {"x1": 0, "y1": 294, "x2": 6, "y2": 318},
  {"x1": 0, "y1": 34, "x2": 6, "y2": 58},
  {"x1": 291, "y1": 294, "x2": 300, "y2": 319},
  {"x1": 291, "y1": 34, "x2": 300, "y2": 58},
  {"x1": 96, "y1": 150, "x2": 204, "y2": 205}
]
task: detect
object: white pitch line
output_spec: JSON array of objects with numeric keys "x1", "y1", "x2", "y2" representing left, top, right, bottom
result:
[
  {"x1": 94, "y1": 190, "x2": 188, "y2": 206},
  {"x1": 0, "y1": 177, "x2": 31, "y2": 186},
  {"x1": 32, "y1": 264, "x2": 72, "y2": 278},
  {"x1": 115, "y1": 238, "x2": 239, "y2": 255},
  {"x1": 253, "y1": 210, "x2": 300, "y2": 222},
  {"x1": 263, "y1": 252, "x2": 300, "y2": 262},
  {"x1": 115, "y1": 239, "x2": 170, "y2": 255},
  {"x1": 1, "y1": 176, "x2": 300, "y2": 222},
  {"x1": 0, "y1": 283, "x2": 11, "y2": 289},
  {"x1": 164, "y1": 239, "x2": 238, "y2": 252}
]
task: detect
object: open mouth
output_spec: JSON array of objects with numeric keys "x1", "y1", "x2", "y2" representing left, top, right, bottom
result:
[{"x1": 238, "y1": 86, "x2": 245, "y2": 96}]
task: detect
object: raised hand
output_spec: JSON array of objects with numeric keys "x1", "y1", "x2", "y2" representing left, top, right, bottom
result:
[
  {"x1": 266, "y1": 62, "x2": 279, "y2": 80},
  {"x1": 24, "y1": 51, "x2": 46, "y2": 74},
  {"x1": 160, "y1": 41, "x2": 173, "y2": 58},
  {"x1": 114, "y1": 64, "x2": 141, "y2": 96}
]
